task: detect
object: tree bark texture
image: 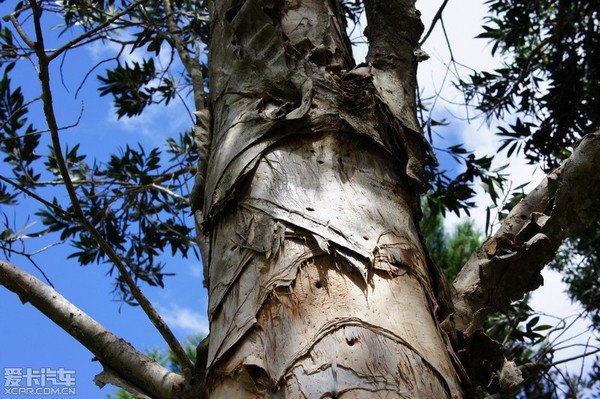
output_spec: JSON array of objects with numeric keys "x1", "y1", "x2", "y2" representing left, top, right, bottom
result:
[
  {"x1": 453, "y1": 132, "x2": 600, "y2": 335},
  {"x1": 198, "y1": 0, "x2": 464, "y2": 397}
]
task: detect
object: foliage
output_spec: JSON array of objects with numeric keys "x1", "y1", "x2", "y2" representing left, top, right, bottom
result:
[
  {"x1": 0, "y1": 0, "x2": 205, "y2": 301},
  {"x1": 418, "y1": 98, "x2": 510, "y2": 219},
  {"x1": 1, "y1": 105, "x2": 200, "y2": 301},
  {"x1": 98, "y1": 58, "x2": 177, "y2": 118},
  {"x1": 0, "y1": 70, "x2": 40, "y2": 196},
  {"x1": 461, "y1": 0, "x2": 598, "y2": 170},
  {"x1": 107, "y1": 335, "x2": 202, "y2": 399},
  {"x1": 421, "y1": 200, "x2": 482, "y2": 280}
]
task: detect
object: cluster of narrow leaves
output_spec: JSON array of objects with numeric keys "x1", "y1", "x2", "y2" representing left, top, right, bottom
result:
[
  {"x1": 98, "y1": 59, "x2": 177, "y2": 118},
  {"x1": 460, "y1": 0, "x2": 598, "y2": 169},
  {"x1": 0, "y1": 0, "x2": 209, "y2": 301},
  {"x1": 424, "y1": 149, "x2": 509, "y2": 219},
  {"x1": 35, "y1": 138, "x2": 199, "y2": 302},
  {"x1": 0, "y1": 43, "x2": 44, "y2": 248},
  {"x1": 0, "y1": 15, "x2": 202, "y2": 300},
  {"x1": 1, "y1": 103, "x2": 200, "y2": 302},
  {"x1": 62, "y1": 0, "x2": 210, "y2": 119},
  {"x1": 417, "y1": 99, "x2": 511, "y2": 219},
  {"x1": 0, "y1": 70, "x2": 40, "y2": 198}
]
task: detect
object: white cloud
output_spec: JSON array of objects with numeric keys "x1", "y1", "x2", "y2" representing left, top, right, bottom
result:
[
  {"x1": 106, "y1": 98, "x2": 193, "y2": 142},
  {"x1": 158, "y1": 303, "x2": 209, "y2": 335},
  {"x1": 531, "y1": 269, "x2": 599, "y2": 376},
  {"x1": 189, "y1": 263, "x2": 203, "y2": 278},
  {"x1": 87, "y1": 35, "x2": 146, "y2": 65}
]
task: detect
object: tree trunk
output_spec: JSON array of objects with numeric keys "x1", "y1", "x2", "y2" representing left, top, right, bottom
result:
[{"x1": 199, "y1": 0, "x2": 464, "y2": 397}]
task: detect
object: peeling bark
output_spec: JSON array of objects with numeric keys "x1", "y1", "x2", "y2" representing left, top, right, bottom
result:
[
  {"x1": 363, "y1": 0, "x2": 433, "y2": 188},
  {"x1": 452, "y1": 132, "x2": 600, "y2": 335},
  {"x1": 0, "y1": 260, "x2": 183, "y2": 399},
  {"x1": 199, "y1": 0, "x2": 464, "y2": 397}
]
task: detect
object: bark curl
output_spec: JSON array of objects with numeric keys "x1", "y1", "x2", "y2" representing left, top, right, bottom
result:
[
  {"x1": 452, "y1": 131, "x2": 600, "y2": 335},
  {"x1": 201, "y1": 1, "x2": 464, "y2": 397}
]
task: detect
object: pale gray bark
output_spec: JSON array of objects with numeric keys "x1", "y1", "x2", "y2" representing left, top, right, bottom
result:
[
  {"x1": 199, "y1": 0, "x2": 463, "y2": 397},
  {"x1": 452, "y1": 132, "x2": 600, "y2": 335},
  {"x1": 2, "y1": 1, "x2": 597, "y2": 397},
  {"x1": 0, "y1": 260, "x2": 183, "y2": 399}
]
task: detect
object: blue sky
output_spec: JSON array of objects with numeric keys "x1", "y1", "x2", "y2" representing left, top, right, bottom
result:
[
  {"x1": 0, "y1": 1, "x2": 597, "y2": 398},
  {"x1": 0, "y1": 3, "x2": 208, "y2": 398}
]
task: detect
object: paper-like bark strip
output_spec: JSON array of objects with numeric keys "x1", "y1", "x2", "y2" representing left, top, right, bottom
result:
[
  {"x1": 201, "y1": 0, "x2": 465, "y2": 397},
  {"x1": 0, "y1": 260, "x2": 183, "y2": 399},
  {"x1": 452, "y1": 132, "x2": 600, "y2": 335}
]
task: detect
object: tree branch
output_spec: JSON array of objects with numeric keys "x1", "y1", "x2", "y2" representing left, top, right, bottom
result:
[
  {"x1": 0, "y1": 175, "x2": 74, "y2": 219},
  {"x1": 0, "y1": 260, "x2": 183, "y2": 399},
  {"x1": 27, "y1": 0, "x2": 194, "y2": 377},
  {"x1": 452, "y1": 132, "x2": 600, "y2": 335},
  {"x1": 47, "y1": 0, "x2": 148, "y2": 61},
  {"x1": 161, "y1": 0, "x2": 205, "y2": 112},
  {"x1": 149, "y1": 183, "x2": 190, "y2": 204},
  {"x1": 4, "y1": 14, "x2": 36, "y2": 49},
  {"x1": 419, "y1": 0, "x2": 450, "y2": 46}
]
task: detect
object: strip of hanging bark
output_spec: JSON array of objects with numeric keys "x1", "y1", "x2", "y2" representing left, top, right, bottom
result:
[
  {"x1": 202, "y1": 0, "x2": 466, "y2": 396},
  {"x1": 191, "y1": 109, "x2": 212, "y2": 276},
  {"x1": 0, "y1": 260, "x2": 184, "y2": 399},
  {"x1": 452, "y1": 132, "x2": 600, "y2": 335}
]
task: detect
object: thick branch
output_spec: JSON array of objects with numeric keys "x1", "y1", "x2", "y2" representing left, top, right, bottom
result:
[
  {"x1": 452, "y1": 132, "x2": 600, "y2": 334},
  {"x1": 27, "y1": 0, "x2": 193, "y2": 376},
  {"x1": 0, "y1": 260, "x2": 183, "y2": 399},
  {"x1": 362, "y1": 0, "x2": 431, "y2": 189}
]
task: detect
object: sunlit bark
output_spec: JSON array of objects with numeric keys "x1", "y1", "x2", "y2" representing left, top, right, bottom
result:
[{"x1": 199, "y1": 1, "x2": 464, "y2": 397}]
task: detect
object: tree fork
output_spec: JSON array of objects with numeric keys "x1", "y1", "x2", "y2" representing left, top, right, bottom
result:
[{"x1": 199, "y1": 0, "x2": 464, "y2": 397}]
